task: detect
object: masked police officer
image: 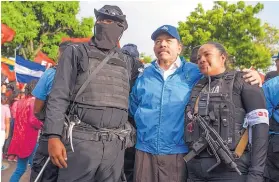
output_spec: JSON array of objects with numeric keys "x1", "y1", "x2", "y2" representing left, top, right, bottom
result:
[
  {"x1": 43, "y1": 5, "x2": 140, "y2": 182},
  {"x1": 185, "y1": 42, "x2": 269, "y2": 182}
]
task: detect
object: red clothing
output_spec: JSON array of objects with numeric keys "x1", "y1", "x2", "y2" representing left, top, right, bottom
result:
[
  {"x1": 8, "y1": 97, "x2": 43, "y2": 158},
  {"x1": 11, "y1": 100, "x2": 19, "y2": 119}
]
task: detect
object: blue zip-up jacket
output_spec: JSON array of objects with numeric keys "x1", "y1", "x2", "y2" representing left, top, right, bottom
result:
[
  {"x1": 129, "y1": 57, "x2": 202, "y2": 155},
  {"x1": 262, "y1": 76, "x2": 279, "y2": 125}
]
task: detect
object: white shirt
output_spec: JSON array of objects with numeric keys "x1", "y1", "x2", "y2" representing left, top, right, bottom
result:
[{"x1": 156, "y1": 57, "x2": 181, "y2": 80}]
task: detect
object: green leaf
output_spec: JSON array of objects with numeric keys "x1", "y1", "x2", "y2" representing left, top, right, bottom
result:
[
  {"x1": 178, "y1": 1, "x2": 276, "y2": 70},
  {"x1": 1, "y1": 1, "x2": 94, "y2": 62}
]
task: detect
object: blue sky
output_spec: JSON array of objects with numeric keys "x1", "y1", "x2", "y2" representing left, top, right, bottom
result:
[{"x1": 78, "y1": 1, "x2": 279, "y2": 57}]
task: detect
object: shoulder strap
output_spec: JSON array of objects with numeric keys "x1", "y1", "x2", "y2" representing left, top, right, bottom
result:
[
  {"x1": 190, "y1": 77, "x2": 207, "y2": 114},
  {"x1": 222, "y1": 71, "x2": 237, "y2": 100},
  {"x1": 68, "y1": 50, "x2": 115, "y2": 113}
]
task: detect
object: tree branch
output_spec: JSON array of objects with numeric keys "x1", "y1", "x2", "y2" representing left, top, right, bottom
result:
[
  {"x1": 21, "y1": 48, "x2": 27, "y2": 60},
  {"x1": 32, "y1": 42, "x2": 44, "y2": 59},
  {"x1": 30, "y1": 40, "x2": 34, "y2": 52},
  {"x1": 44, "y1": 27, "x2": 71, "y2": 36}
]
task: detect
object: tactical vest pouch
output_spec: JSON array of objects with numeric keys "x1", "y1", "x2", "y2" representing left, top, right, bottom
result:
[
  {"x1": 185, "y1": 79, "x2": 208, "y2": 144},
  {"x1": 122, "y1": 121, "x2": 137, "y2": 148},
  {"x1": 198, "y1": 92, "x2": 209, "y2": 116},
  {"x1": 185, "y1": 114, "x2": 201, "y2": 145}
]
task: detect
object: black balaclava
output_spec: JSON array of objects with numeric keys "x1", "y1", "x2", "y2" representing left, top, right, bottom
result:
[{"x1": 93, "y1": 22, "x2": 124, "y2": 50}]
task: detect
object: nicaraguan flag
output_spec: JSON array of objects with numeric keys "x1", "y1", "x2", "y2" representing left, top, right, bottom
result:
[{"x1": 15, "y1": 55, "x2": 46, "y2": 83}]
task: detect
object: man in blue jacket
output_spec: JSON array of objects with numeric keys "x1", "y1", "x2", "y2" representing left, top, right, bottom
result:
[
  {"x1": 263, "y1": 76, "x2": 279, "y2": 182},
  {"x1": 129, "y1": 25, "x2": 263, "y2": 182},
  {"x1": 129, "y1": 25, "x2": 201, "y2": 182}
]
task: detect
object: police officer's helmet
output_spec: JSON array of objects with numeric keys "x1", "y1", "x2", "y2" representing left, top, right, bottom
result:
[{"x1": 94, "y1": 5, "x2": 128, "y2": 30}]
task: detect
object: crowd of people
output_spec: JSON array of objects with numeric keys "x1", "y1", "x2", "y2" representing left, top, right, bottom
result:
[{"x1": 1, "y1": 4, "x2": 279, "y2": 182}]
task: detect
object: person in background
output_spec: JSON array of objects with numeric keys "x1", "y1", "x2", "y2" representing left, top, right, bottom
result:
[
  {"x1": 265, "y1": 52, "x2": 279, "y2": 82},
  {"x1": 5, "y1": 91, "x2": 20, "y2": 162},
  {"x1": 263, "y1": 76, "x2": 279, "y2": 182},
  {"x1": 8, "y1": 81, "x2": 43, "y2": 182},
  {"x1": 1, "y1": 94, "x2": 11, "y2": 171},
  {"x1": 190, "y1": 45, "x2": 201, "y2": 64},
  {"x1": 121, "y1": 43, "x2": 142, "y2": 182},
  {"x1": 30, "y1": 41, "x2": 72, "y2": 182}
]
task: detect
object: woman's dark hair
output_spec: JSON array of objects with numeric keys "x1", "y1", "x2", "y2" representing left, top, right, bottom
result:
[
  {"x1": 1, "y1": 94, "x2": 8, "y2": 104},
  {"x1": 205, "y1": 41, "x2": 232, "y2": 69},
  {"x1": 25, "y1": 80, "x2": 38, "y2": 96}
]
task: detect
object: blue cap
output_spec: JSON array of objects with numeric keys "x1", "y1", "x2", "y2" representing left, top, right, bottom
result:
[
  {"x1": 151, "y1": 25, "x2": 181, "y2": 42},
  {"x1": 272, "y1": 52, "x2": 279, "y2": 60}
]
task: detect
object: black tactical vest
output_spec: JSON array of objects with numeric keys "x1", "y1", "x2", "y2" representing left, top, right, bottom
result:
[
  {"x1": 71, "y1": 44, "x2": 130, "y2": 110},
  {"x1": 185, "y1": 71, "x2": 246, "y2": 150}
]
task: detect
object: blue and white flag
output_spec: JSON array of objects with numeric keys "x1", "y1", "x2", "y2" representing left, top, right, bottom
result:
[{"x1": 15, "y1": 56, "x2": 46, "y2": 83}]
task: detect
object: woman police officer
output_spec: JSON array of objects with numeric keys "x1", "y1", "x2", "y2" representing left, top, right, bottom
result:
[{"x1": 184, "y1": 42, "x2": 269, "y2": 182}]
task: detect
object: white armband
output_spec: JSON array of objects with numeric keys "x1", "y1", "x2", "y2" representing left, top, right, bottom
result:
[
  {"x1": 243, "y1": 109, "x2": 269, "y2": 144},
  {"x1": 243, "y1": 109, "x2": 269, "y2": 128}
]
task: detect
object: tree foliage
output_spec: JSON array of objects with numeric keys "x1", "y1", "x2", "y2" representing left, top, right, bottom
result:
[
  {"x1": 178, "y1": 1, "x2": 278, "y2": 69},
  {"x1": 1, "y1": 1, "x2": 94, "y2": 62},
  {"x1": 140, "y1": 52, "x2": 153, "y2": 63},
  {"x1": 255, "y1": 23, "x2": 279, "y2": 56}
]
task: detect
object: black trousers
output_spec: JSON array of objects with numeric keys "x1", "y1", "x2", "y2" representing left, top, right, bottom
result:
[
  {"x1": 124, "y1": 147, "x2": 136, "y2": 182},
  {"x1": 30, "y1": 136, "x2": 59, "y2": 182},
  {"x1": 187, "y1": 152, "x2": 250, "y2": 182},
  {"x1": 57, "y1": 129, "x2": 125, "y2": 182},
  {"x1": 264, "y1": 135, "x2": 279, "y2": 182}
]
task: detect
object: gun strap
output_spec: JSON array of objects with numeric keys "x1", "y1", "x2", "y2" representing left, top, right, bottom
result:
[{"x1": 234, "y1": 129, "x2": 248, "y2": 158}]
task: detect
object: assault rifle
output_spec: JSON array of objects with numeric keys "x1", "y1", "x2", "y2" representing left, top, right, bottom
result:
[
  {"x1": 184, "y1": 114, "x2": 241, "y2": 175},
  {"x1": 184, "y1": 74, "x2": 242, "y2": 175}
]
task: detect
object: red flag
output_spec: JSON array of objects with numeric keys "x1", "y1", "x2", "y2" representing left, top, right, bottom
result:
[
  {"x1": 34, "y1": 51, "x2": 56, "y2": 67},
  {"x1": 1, "y1": 63, "x2": 16, "y2": 82},
  {"x1": 61, "y1": 37, "x2": 91, "y2": 43},
  {"x1": 1, "y1": 24, "x2": 16, "y2": 44}
]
